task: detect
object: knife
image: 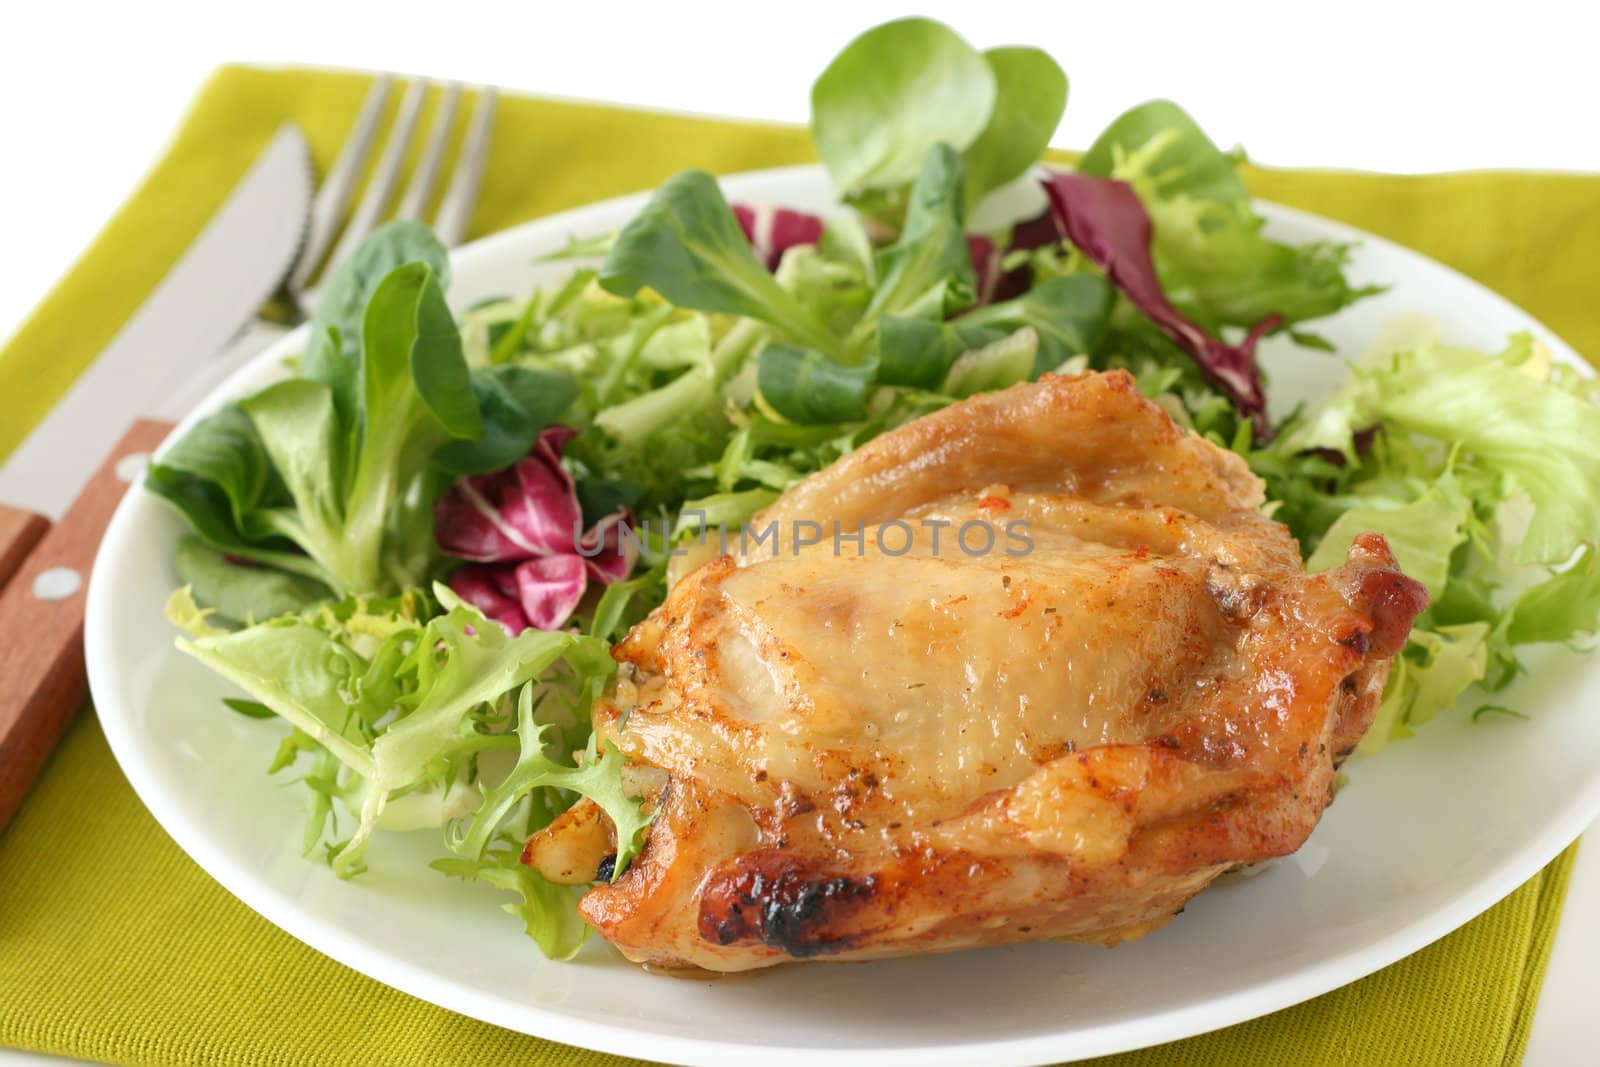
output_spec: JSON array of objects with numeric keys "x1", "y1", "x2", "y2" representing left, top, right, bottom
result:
[
  {"x1": 0, "y1": 125, "x2": 314, "y2": 831},
  {"x1": 0, "y1": 124, "x2": 312, "y2": 516}
]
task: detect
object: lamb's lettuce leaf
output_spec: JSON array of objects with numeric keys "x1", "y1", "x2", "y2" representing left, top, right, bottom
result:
[
  {"x1": 942, "y1": 327, "x2": 1038, "y2": 398},
  {"x1": 173, "y1": 536, "x2": 331, "y2": 626},
  {"x1": 863, "y1": 143, "x2": 975, "y2": 320},
  {"x1": 1079, "y1": 99, "x2": 1247, "y2": 205},
  {"x1": 810, "y1": 19, "x2": 1066, "y2": 219},
  {"x1": 959, "y1": 274, "x2": 1114, "y2": 373},
  {"x1": 310, "y1": 219, "x2": 452, "y2": 364},
  {"x1": 960, "y1": 46, "x2": 1067, "y2": 205},
  {"x1": 149, "y1": 230, "x2": 572, "y2": 604},
  {"x1": 810, "y1": 18, "x2": 996, "y2": 199},
  {"x1": 757, "y1": 344, "x2": 877, "y2": 424},
  {"x1": 598, "y1": 169, "x2": 841, "y2": 357},
  {"x1": 876, "y1": 317, "x2": 1004, "y2": 389}
]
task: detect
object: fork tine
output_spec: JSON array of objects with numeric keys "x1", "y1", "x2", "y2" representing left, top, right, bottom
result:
[
  {"x1": 321, "y1": 78, "x2": 429, "y2": 277},
  {"x1": 432, "y1": 87, "x2": 497, "y2": 248},
  {"x1": 288, "y1": 74, "x2": 392, "y2": 294},
  {"x1": 396, "y1": 83, "x2": 461, "y2": 222}
]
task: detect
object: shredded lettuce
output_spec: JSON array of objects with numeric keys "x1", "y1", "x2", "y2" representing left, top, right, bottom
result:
[{"x1": 1288, "y1": 338, "x2": 1600, "y2": 565}]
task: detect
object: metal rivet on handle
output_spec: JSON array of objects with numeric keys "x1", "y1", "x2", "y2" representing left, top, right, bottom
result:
[
  {"x1": 32, "y1": 567, "x2": 82, "y2": 602},
  {"x1": 115, "y1": 452, "x2": 151, "y2": 483}
]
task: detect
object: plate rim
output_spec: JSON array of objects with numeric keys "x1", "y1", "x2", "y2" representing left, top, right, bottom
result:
[{"x1": 85, "y1": 162, "x2": 1600, "y2": 1066}]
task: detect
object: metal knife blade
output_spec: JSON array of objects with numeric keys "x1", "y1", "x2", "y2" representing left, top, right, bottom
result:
[{"x1": 0, "y1": 124, "x2": 314, "y2": 518}]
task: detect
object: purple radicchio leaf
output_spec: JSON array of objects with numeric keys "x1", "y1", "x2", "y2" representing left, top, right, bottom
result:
[
  {"x1": 447, "y1": 566, "x2": 534, "y2": 635},
  {"x1": 733, "y1": 203, "x2": 827, "y2": 270},
  {"x1": 434, "y1": 426, "x2": 583, "y2": 562},
  {"x1": 435, "y1": 425, "x2": 638, "y2": 634},
  {"x1": 989, "y1": 207, "x2": 1065, "y2": 303},
  {"x1": 1040, "y1": 170, "x2": 1282, "y2": 438}
]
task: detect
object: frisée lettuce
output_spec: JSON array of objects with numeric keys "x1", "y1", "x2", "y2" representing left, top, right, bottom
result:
[
  {"x1": 167, "y1": 582, "x2": 648, "y2": 954},
  {"x1": 1269, "y1": 332, "x2": 1600, "y2": 749}
]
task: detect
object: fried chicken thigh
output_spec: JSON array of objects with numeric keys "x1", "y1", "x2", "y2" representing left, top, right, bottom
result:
[{"x1": 525, "y1": 370, "x2": 1427, "y2": 971}]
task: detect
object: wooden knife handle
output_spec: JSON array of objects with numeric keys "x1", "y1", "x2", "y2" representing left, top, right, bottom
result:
[
  {"x1": 0, "y1": 419, "x2": 174, "y2": 832},
  {"x1": 0, "y1": 507, "x2": 51, "y2": 590}
]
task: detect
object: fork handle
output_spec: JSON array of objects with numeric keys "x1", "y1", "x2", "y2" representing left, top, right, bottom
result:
[{"x1": 0, "y1": 419, "x2": 173, "y2": 832}]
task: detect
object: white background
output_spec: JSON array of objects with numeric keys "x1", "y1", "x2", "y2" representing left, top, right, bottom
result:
[{"x1": 0, "y1": 1, "x2": 1594, "y2": 1062}]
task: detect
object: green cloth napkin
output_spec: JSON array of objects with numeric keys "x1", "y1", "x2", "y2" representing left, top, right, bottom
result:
[{"x1": 0, "y1": 66, "x2": 1591, "y2": 1067}]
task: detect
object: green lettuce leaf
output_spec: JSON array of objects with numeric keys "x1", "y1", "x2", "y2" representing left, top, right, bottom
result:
[
  {"x1": 1266, "y1": 331, "x2": 1600, "y2": 746},
  {"x1": 1289, "y1": 339, "x2": 1600, "y2": 566},
  {"x1": 309, "y1": 219, "x2": 452, "y2": 367},
  {"x1": 959, "y1": 274, "x2": 1114, "y2": 373},
  {"x1": 597, "y1": 170, "x2": 841, "y2": 357},
  {"x1": 1080, "y1": 99, "x2": 1247, "y2": 205},
  {"x1": 448, "y1": 684, "x2": 653, "y2": 877},
  {"x1": 151, "y1": 234, "x2": 569, "y2": 601},
  {"x1": 1360, "y1": 623, "x2": 1492, "y2": 755},
  {"x1": 942, "y1": 327, "x2": 1038, "y2": 398},
  {"x1": 961, "y1": 46, "x2": 1067, "y2": 205},
  {"x1": 863, "y1": 144, "x2": 975, "y2": 320},
  {"x1": 432, "y1": 851, "x2": 591, "y2": 961},
  {"x1": 174, "y1": 535, "x2": 332, "y2": 626},
  {"x1": 1306, "y1": 479, "x2": 1472, "y2": 600},
  {"x1": 757, "y1": 344, "x2": 878, "y2": 424},
  {"x1": 1506, "y1": 546, "x2": 1600, "y2": 647},
  {"x1": 810, "y1": 17, "x2": 996, "y2": 198},
  {"x1": 876, "y1": 317, "x2": 1004, "y2": 390}
]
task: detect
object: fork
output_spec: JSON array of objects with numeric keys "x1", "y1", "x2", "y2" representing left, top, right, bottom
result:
[
  {"x1": 156, "y1": 76, "x2": 498, "y2": 419},
  {"x1": 287, "y1": 75, "x2": 498, "y2": 313}
]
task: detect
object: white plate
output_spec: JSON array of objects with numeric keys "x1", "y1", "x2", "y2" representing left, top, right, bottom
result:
[{"x1": 86, "y1": 165, "x2": 1600, "y2": 1066}]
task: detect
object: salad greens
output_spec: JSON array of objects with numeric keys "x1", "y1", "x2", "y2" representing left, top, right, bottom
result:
[
  {"x1": 810, "y1": 17, "x2": 1066, "y2": 221},
  {"x1": 148, "y1": 223, "x2": 576, "y2": 601},
  {"x1": 1275, "y1": 333, "x2": 1600, "y2": 750},
  {"x1": 1078, "y1": 100, "x2": 1377, "y2": 336},
  {"x1": 599, "y1": 170, "x2": 843, "y2": 358},
  {"x1": 148, "y1": 15, "x2": 1600, "y2": 959},
  {"x1": 167, "y1": 582, "x2": 635, "y2": 957}
]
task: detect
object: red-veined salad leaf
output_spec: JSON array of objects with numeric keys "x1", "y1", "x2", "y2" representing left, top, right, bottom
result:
[
  {"x1": 436, "y1": 426, "x2": 637, "y2": 633},
  {"x1": 1041, "y1": 170, "x2": 1282, "y2": 436},
  {"x1": 733, "y1": 203, "x2": 826, "y2": 270}
]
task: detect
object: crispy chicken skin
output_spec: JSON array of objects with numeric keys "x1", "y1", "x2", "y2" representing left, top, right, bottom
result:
[{"x1": 525, "y1": 370, "x2": 1428, "y2": 971}]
